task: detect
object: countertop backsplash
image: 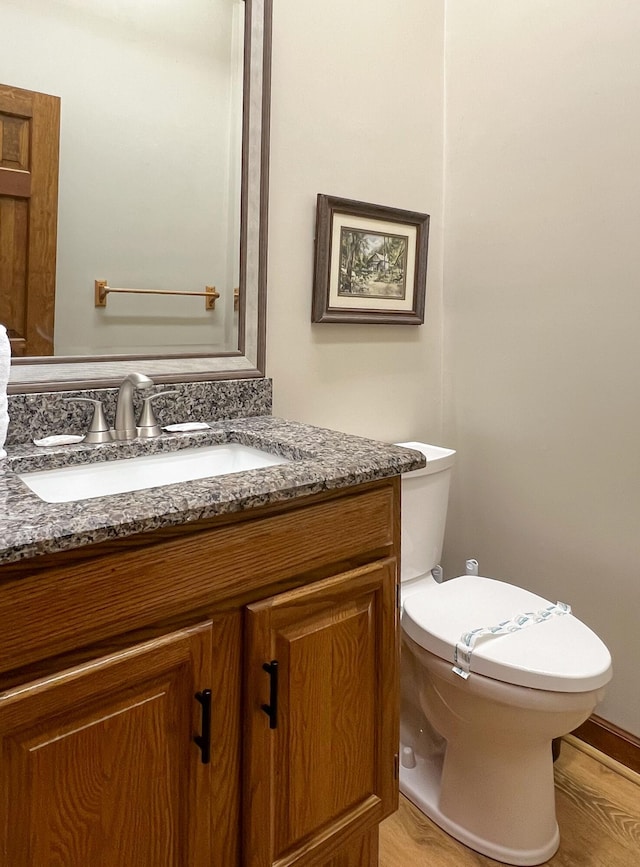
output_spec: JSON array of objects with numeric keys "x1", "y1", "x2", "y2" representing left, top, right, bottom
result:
[{"x1": 6, "y1": 378, "x2": 272, "y2": 446}]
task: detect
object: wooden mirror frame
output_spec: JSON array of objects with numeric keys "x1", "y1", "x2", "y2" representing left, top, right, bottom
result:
[{"x1": 8, "y1": 0, "x2": 271, "y2": 394}]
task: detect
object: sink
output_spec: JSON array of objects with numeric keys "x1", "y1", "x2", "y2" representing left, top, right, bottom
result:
[{"x1": 18, "y1": 444, "x2": 290, "y2": 503}]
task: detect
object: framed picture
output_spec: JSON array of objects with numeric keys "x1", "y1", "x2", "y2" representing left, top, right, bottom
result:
[{"x1": 312, "y1": 194, "x2": 430, "y2": 325}]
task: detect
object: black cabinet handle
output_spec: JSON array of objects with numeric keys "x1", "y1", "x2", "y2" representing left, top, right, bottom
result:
[
  {"x1": 194, "y1": 689, "x2": 212, "y2": 764},
  {"x1": 261, "y1": 660, "x2": 278, "y2": 729}
]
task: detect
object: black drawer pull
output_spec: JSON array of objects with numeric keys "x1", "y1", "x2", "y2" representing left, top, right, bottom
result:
[
  {"x1": 194, "y1": 689, "x2": 212, "y2": 764},
  {"x1": 261, "y1": 660, "x2": 278, "y2": 729}
]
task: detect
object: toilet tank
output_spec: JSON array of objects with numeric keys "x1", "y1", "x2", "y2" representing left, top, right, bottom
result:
[{"x1": 395, "y1": 442, "x2": 456, "y2": 582}]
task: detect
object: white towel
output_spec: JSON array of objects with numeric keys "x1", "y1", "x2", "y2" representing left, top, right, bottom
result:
[{"x1": 0, "y1": 324, "x2": 11, "y2": 459}]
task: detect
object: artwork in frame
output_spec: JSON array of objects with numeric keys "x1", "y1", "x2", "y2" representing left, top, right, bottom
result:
[{"x1": 312, "y1": 194, "x2": 430, "y2": 324}]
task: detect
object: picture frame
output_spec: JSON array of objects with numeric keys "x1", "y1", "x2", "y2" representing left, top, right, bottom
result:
[{"x1": 312, "y1": 194, "x2": 430, "y2": 325}]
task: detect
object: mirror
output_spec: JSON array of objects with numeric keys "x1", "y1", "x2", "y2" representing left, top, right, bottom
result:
[{"x1": 3, "y1": 0, "x2": 271, "y2": 393}]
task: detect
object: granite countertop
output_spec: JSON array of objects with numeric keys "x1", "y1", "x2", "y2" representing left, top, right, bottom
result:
[{"x1": 0, "y1": 417, "x2": 425, "y2": 565}]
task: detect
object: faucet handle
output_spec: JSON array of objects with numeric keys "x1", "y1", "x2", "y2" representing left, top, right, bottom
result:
[
  {"x1": 136, "y1": 390, "x2": 179, "y2": 438},
  {"x1": 64, "y1": 398, "x2": 112, "y2": 444}
]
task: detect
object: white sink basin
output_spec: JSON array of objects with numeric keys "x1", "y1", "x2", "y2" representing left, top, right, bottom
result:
[{"x1": 18, "y1": 443, "x2": 290, "y2": 503}]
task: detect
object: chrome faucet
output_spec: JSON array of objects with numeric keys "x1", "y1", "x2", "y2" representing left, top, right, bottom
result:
[{"x1": 112, "y1": 372, "x2": 155, "y2": 440}]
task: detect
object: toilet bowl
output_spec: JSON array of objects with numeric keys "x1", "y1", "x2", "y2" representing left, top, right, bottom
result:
[{"x1": 395, "y1": 442, "x2": 613, "y2": 866}]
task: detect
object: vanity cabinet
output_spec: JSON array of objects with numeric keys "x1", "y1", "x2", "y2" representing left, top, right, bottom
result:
[{"x1": 0, "y1": 478, "x2": 401, "y2": 867}]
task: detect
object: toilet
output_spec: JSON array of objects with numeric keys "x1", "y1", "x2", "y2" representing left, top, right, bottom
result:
[{"x1": 396, "y1": 441, "x2": 612, "y2": 866}]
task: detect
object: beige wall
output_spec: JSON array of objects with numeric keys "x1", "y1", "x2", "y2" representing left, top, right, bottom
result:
[
  {"x1": 267, "y1": 0, "x2": 639, "y2": 736},
  {"x1": 443, "y1": 0, "x2": 640, "y2": 735},
  {"x1": 266, "y1": 0, "x2": 445, "y2": 442}
]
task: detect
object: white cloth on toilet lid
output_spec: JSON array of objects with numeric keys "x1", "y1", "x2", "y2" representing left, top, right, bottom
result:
[{"x1": 402, "y1": 575, "x2": 612, "y2": 692}]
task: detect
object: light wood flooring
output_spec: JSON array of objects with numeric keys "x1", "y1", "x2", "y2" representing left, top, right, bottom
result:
[{"x1": 379, "y1": 737, "x2": 640, "y2": 866}]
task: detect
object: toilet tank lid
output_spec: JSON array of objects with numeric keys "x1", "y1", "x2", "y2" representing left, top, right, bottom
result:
[
  {"x1": 402, "y1": 575, "x2": 612, "y2": 692},
  {"x1": 395, "y1": 441, "x2": 456, "y2": 474}
]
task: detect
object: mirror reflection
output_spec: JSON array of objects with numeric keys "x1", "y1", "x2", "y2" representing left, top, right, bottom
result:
[{"x1": 1, "y1": 0, "x2": 245, "y2": 361}]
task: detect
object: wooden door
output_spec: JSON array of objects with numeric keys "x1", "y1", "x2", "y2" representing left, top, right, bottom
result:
[
  {"x1": 0, "y1": 622, "x2": 214, "y2": 866},
  {"x1": 244, "y1": 559, "x2": 399, "y2": 867},
  {"x1": 0, "y1": 82, "x2": 60, "y2": 357}
]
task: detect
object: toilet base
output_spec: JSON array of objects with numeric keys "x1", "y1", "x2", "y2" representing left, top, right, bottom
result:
[{"x1": 399, "y1": 742, "x2": 560, "y2": 866}]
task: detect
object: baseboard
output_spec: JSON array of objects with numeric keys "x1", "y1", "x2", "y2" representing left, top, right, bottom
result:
[{"x1": 572, "y1": 714, "x2": 640, "y2": 775}]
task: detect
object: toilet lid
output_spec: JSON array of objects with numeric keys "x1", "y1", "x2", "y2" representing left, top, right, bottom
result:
[{"x1": 402, "y1": 575, "x2": 612, "y2": 692}]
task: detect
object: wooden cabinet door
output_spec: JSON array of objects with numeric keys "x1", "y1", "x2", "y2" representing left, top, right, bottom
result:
[
  {"x1": 0, "y1": 622, "x2": 214, "y2": 867},
  {"x1": 0, "y1": 82, "x2": 60, "y2": 357},
  {"x1": 244, "y1": 559, "x2": 399, "y2": 867}
]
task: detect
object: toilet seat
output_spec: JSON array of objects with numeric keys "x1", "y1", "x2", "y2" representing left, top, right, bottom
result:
[{"x1": 402, "y1": 575, "x2": 612, "y2": 692}]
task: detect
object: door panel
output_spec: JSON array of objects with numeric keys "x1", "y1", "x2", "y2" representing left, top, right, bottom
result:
[
  {"x1": 0, "y1": 83, "x2": 60, "y2": 357},
  {"x1": 280, "y1": 593, "x2": 376, "y2": 845},
  {"x1": 244, "y1": 559, "x2": 399, "y2": 867},
  {"x1": 0, "y1": 622, "x2": 213, "y2": 867}
]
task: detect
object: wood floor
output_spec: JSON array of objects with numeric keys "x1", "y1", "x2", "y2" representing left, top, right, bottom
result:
[{"x1": 379, "y1": 737, "x2": 640, "y2": 866}]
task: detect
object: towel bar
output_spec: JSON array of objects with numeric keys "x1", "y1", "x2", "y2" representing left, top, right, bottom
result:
[{"x1": 94, "y1": 280, "x2": 220, "y2": 311}]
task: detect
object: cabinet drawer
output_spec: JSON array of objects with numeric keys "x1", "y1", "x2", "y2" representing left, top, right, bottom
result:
[{"x1": 0, "y1": 482, "x2": 398, "y2": 673}]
